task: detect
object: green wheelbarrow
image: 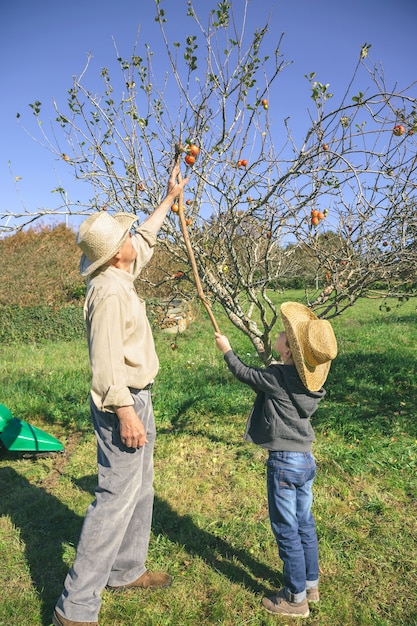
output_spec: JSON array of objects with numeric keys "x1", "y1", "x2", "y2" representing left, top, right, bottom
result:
[{"x1": 0, "y1": 403, "x2": 64, "y2": 454}]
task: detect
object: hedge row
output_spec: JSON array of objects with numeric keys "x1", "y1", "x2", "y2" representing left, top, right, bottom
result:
[{"x1": 0, "y1": 305, "x2": 86, "y2": 344}]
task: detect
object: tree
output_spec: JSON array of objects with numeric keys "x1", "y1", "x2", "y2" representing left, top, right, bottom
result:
[{"x1": 3, "y1": 1, "x2": 417, "y2": 363}]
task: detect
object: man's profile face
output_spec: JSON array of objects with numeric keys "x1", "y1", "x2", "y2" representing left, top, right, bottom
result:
[{"x1": 116, "y1": 233, "x2": 138, "y2": 267}]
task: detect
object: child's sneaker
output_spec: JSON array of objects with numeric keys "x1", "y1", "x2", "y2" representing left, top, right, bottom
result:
[
  {"x1": 262, "y1": 589, "x2": 309, "y2": 618},
  {"x1": 306, "y1": 587, "x2": 320, "y2": 603}
]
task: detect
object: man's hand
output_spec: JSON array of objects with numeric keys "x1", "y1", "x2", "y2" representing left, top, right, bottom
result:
[
  {"x1": 214, "y1": 332, "x2": 232, "y2": 355},
  {"x1": 166, "y1": 160, "x2": 189, "y2": 200},
  {"x1": 141, "y1": 161, "x2": 189, "y2": 234},
  {"x1": 115, "y1": 405, "x2": 148, "y2": 449}
]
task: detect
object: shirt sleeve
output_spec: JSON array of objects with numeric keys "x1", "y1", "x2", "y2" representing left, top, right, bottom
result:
[
  {"x1": 224, "y1": 350, "x2": 283, "y2": 394},
  {"x1": 131, "y1": 226, "x2": 157, "y2": 278},
  {"x1": 87, "y1": 292, "x2": 134, "y2": 410}
]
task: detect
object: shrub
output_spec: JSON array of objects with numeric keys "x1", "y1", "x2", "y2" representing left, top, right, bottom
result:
[{"x1": 0, "y1": 305, "x2": 85, "y2": 344}]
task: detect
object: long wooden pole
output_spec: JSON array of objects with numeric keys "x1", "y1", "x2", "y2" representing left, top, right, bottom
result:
[{"x1": 175, "y1": 148, "x2": 221, "y2": 333}]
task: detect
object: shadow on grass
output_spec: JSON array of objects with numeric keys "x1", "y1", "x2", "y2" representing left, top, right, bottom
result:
[
  {"x1": 318, "y1": 350, "x2": 417, "y2": 439},
  {"x1": 74, "y1": 477, "x2": 280, "y2": 594},
  {"x1": 0, "y1": 465, "x2": 279, "y2": 626},
  {"x1": 0, "y1": 465, "x2": 83, "y2": 626},
  {"x1": 77, "y1": 474, "x2": 280, "y2": 594},
  {"x1": 152, "y1": 495, "x2": 280, "y2": 594}
]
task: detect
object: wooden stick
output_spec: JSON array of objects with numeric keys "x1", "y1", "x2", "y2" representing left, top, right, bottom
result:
[{"x1": 175, "y1": 149, "x2": 221, "y2": 333}]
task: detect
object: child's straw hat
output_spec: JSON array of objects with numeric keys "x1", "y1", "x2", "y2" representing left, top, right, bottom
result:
[
  {"x1": 76, "y1": 212, "x2": 138, "y2": 276},
  {"x1": 280, "y1": 301, "x2": 337, "y2": 391}
]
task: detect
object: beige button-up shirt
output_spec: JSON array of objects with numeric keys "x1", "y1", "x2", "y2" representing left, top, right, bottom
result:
[{"x1": 84, "y1": 226, "x2": 159, "y2": 412}]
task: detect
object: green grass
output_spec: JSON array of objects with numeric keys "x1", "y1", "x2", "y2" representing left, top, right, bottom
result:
[{"x1": 1, "y1": 293, "x2": 417, "y2": 625}]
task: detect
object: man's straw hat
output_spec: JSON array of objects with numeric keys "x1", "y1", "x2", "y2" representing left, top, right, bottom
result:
[
  {"x1": 280, "y1": 301, "x2": 338, "y2": 391},
  {"x1": 76, "y1": 212, "x2": 138, "y2": 277}
]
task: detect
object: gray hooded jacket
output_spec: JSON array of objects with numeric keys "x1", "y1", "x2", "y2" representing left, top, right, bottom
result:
[{"x1": 224, "y1": 351, "x2": 326, "y2": 452}]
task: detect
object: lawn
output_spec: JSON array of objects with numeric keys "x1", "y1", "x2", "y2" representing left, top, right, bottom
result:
[{"x1": 1, "y1": 292, "x2": 416, "y2": 625}]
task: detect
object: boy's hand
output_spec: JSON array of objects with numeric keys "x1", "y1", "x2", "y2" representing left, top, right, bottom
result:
[{"x1": 215, "y1": 332, "x2": 232, "y2": 354}]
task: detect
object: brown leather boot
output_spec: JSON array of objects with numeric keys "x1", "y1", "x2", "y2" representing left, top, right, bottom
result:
[
  {"x1": 107, "y1": 570, "x2": 172, "y2": 590},
  {"x1": 52, "y1": 609, "x2": 99, "y2": 626}
]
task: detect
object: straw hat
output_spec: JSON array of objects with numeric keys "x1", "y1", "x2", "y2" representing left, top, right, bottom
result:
[
  {"x1": 280, "y1": 301, "x2": 337, "y2": 391},
  {"x1": 77, "y1": 212, "x2": 138, "y2": 276}
]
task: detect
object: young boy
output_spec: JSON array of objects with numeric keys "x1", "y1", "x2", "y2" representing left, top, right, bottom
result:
[{"x1": 215, "y1": 302, "x2": 337, "y2": 618}]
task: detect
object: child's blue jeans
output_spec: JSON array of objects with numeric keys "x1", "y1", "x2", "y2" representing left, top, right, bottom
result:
[{"x1": 266, "y1": 450, "x2": 319, "y2": 602}]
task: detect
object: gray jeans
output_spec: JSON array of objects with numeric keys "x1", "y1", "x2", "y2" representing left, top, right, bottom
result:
[{"x1": 55, "y1": 389, "x2": 156, "y2": 622}]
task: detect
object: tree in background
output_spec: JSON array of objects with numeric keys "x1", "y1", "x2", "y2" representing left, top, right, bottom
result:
[{"x1": 4, "y1": 0, "x2": 417, "y2": 362}]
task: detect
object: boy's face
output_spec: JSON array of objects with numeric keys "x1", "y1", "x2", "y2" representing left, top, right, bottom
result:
[{"x1": 274, "y1": 331, "x2": 289, "y2": 357}]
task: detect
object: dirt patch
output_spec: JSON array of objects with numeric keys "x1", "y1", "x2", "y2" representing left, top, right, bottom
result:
[{"x1": 40, "y1": 431, "x2": 84, "y2": 492}]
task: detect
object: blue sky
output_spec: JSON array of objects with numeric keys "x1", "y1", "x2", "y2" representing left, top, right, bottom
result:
[{"x1": 1, "y1": 0, "x2": 416, "y2": 233}]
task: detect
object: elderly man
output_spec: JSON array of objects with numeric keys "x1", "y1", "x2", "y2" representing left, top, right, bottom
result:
[{"x1": 53, "y1": 163, "x2": 188, "y2": 626}]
